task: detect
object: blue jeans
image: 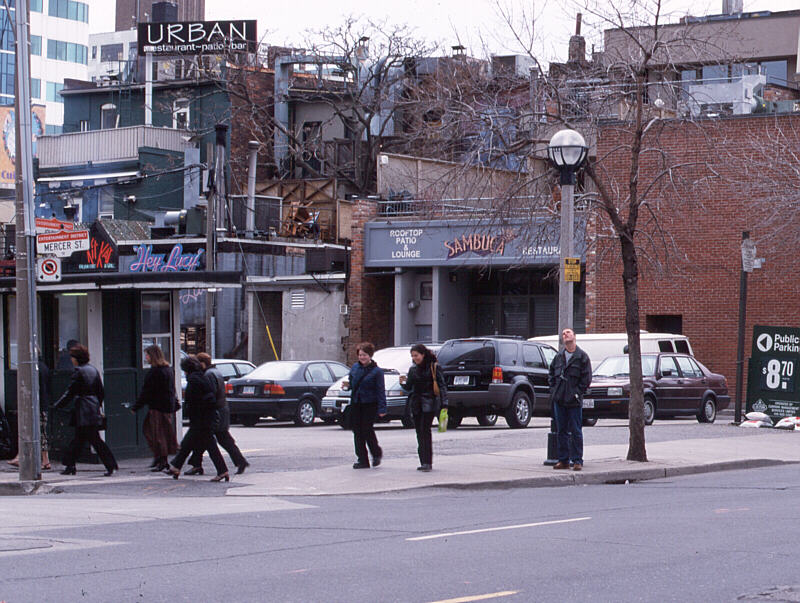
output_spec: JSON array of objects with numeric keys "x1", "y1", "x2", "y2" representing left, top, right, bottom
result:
[{"x1": 553, "y1": 403, "x2": 583, "y2": 464}]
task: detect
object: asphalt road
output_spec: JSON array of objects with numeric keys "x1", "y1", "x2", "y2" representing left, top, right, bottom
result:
[{"x1": 2, "y1": 462, "x2": 798, "y2": 602}]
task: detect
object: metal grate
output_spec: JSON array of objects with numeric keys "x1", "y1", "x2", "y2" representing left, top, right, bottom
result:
[{"x1": 290, "y1": 289, "x2": 305, "y2": 309}]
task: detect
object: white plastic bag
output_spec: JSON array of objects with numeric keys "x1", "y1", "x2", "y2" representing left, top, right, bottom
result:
[
  {"x1": 774, "y1": 417, "x2": 800, "y2": 430},
  {"x1": 745, "y1": 411, "x2": 773, "y2": 425},
  {"x1": 740, "y1": 419, "x2": 771, "y2": 428}
]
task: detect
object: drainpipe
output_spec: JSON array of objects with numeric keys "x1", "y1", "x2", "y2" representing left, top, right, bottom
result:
[{"x1": 246, "y1": 140, "x2": 258, "y2": 234}]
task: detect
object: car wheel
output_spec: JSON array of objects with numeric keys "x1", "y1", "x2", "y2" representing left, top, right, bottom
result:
[
  {"x1": 294, "y1": 398, "x2": 317, "y2": 426},
  {"x1": 401, "y1": 416, "x2": 415, "y2": 429},
  {"x1": 643, "y1": 396, "x2": 656, "y2": 426},
  {"x1": 582, "y1": 416, "x2": 598, "y2": 427},
  {"x1": 240, "y1": 415, "x2": 258, "y2": 427},
  {"x1": 697, "y1": 397, "x2": 717, "y2": 423},
  {"x1": 477, "y1": 414, "x2": 498, "y2": 427},
  {"x1": 447, "y1": 413, "x2": 462, "y2": 430},
  {"x1": 505, "y1": 391, "x2": 532, "y2": 429}
]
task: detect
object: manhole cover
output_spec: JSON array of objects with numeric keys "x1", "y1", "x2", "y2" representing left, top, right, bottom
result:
[{"x1": 0, "y1": 538, "x2": 54, "y2": 552}]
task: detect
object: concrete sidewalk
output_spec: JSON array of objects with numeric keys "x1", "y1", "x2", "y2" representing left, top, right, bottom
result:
[{"x1": 2, "y1": 431, "x2": 797, "y2": 496}]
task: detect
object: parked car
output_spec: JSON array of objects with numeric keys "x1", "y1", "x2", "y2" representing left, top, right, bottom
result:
[
  {"x1": 180, "y1": 356, "x2": 256, "y2": 392},
  {"x1": 227, "y1": 360, "x2": 350, "y2": 426},
  {"x1": 321, "y1": 345, "x2": 442, "y2": 428},
  {"x1": 529, "y1": 332, "x2": 693, "y2": 369},
  {"x1": 437, "y1": 336, "x2": 558, "y2": 429},
  {"x1": 584, "y1": 353, "x2": 730, "y2": 424}
]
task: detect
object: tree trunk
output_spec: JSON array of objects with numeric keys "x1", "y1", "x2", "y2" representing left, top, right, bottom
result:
[{"x1": 620, "y1": 233, "x2": 647, "y2": 462}]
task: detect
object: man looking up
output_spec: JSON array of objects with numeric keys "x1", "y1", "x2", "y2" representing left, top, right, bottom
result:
[{"x1": 548, "y1": 328, "x2": 592, "y2": 471}]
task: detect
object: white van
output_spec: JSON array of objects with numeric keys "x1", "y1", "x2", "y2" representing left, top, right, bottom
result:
[{"x1": 528, "y1": 332, "x2": 693, "y2": 368}]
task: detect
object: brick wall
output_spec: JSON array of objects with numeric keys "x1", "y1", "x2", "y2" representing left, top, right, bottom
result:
[
  {"x1": 587, "y1": 114, "x2": 800, "y2": 406},
  {"x1": 228, "y1": 69, "x2": 275, "y2": 194},
  {"x1": 345, "y1": 199, "x2": 394, "y2": 362}
]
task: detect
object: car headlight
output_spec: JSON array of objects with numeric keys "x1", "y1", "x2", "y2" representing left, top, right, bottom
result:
[
  {"x1": 326, "y1": 389, "x2": 340, "y2": 397},
  {"x1": 607, "y1": 387, "x2": 623, "y2": 396}
]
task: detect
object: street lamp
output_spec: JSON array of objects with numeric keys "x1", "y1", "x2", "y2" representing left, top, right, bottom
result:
[
  {"x1": 545, "y1": 128, "x2": 587, "y2": 466},
  {"x1": 548, "y1": 128, "x2": 588, "y2": 338}
]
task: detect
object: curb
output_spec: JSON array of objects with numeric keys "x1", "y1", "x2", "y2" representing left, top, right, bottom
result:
[{"x1": 0, "y1": 480, "x2": 60, "y2": 496}]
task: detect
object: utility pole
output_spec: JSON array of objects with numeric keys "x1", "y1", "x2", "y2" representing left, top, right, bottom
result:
[
  {"x1": 14, "y1": 0, "x2": 41, "y2": 482},
  {"x1": 734, "y1": 231, "x2": 756, "y2": 424},
  {"x1": 205, "y1": 124, "x2": 227, "y2": 356}
]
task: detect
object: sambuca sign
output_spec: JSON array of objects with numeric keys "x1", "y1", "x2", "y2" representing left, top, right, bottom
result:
[{"x1": 129, "y1": 244, "x2": 203, "y2": 272}]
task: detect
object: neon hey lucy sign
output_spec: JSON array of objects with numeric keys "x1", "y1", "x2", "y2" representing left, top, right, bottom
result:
[{"x1": 129, "y1": 244, "x2": 204, "y2": 272}]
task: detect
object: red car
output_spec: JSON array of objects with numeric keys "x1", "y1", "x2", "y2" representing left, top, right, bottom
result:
[{"x1": 583, "y1": 353, "x2": 730, "y2": 425}]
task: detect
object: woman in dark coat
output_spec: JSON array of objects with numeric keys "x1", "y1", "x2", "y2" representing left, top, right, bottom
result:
[
  {"x1": 346, "y1": 342, "x2": 386, "y2": 469},
  {"x1": 53, "y1": 345, "x2": 118, "y2": 476},
  {"x1": 400, "y1": 343, "x2": 448, "y2": 471},
  {"x1": 132, "y1": 344, "x2": 179, "y2": 472},
  {"x1": 165, "y1": 356, "x2": 229, "y2": 482}
]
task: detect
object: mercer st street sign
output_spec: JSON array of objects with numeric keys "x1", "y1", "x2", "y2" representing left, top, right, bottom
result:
[{"x1": 36, "y1": 230, "x2": 89, "y2": 257}]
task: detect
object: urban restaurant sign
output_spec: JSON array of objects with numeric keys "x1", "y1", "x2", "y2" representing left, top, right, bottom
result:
[
  {"x1": 364, "y1": 219, "x2": 582, "y2": 268},
  {"x1": 138, "y1": 20, "x2": 257, "y2": 56},
  {"x1": 129, "y1": 244, "x2": 203, "y2": 272}
]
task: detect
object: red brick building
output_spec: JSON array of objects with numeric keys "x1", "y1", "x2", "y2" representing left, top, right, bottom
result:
[{"x1": 587, "y1": 113, "x2": 800, "y2": 401}]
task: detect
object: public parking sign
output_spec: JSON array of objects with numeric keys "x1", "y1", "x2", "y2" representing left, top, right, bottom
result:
[{"x1": 746, "y1": 325, "x2": 800, "y2": 420}]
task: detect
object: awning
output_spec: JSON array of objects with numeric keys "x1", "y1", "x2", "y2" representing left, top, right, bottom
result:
[
  {"x1": 0, "y1": 270, "x2": 242, "y2": 292},
  {"x1": 37, "y1": 171, "x2": 140, "y2": 183}
]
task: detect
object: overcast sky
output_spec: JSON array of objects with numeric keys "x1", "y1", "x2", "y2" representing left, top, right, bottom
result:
[{"x1": 88, "y1": 0, "x2": 797, "y2": 62}]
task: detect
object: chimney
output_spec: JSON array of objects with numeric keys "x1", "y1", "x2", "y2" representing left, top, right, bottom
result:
[
  {"x1": 722, "y1": 0, "x2": 743, "y2": 15},
  {"x1": 568, "y1": 13, "x2": 586, "y2": 63}
]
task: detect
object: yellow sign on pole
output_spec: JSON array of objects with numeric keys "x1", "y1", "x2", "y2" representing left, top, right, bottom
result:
[{"x1": 564, "y1": 257, "x2": 581, "y2": 282}]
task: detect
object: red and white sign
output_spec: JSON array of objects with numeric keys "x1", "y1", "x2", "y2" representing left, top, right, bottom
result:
[
  {"x1": 35, "y1": 217, "x2": 75, "y2": 233},
  {"x1": 36, "y1": 230, "x2": 90, "y2": 257},
  {"x1": 36, "y1": 257, "x2": 62, "y2": 282}
]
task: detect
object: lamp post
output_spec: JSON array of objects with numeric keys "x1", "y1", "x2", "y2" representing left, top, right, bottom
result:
[{"x1": 544, "y1": 128, "x2": 587, "y2": 465}]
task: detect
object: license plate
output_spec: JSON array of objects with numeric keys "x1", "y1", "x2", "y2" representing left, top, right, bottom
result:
[
  {"x1": 453, "y1": 375, "x2": 470, "y2": 386},
  {"x1": 243, "y1": 386, "x2": 255, "y2": 395},
  {"x1": 582, "y1": 398, "x2": 594, "y2": 409}
]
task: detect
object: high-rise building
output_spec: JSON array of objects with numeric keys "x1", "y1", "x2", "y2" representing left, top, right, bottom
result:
[
  {"x1": 0, "y1": 0, "x2": 90, "y2": 134},
  {"x1": 115, "y1": 0, "x2": 205, "y2": 31}
]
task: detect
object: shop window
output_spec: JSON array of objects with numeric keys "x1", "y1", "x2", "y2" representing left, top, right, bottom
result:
[
  {"x1": 101, "y1": 103, "x2": 118, "y2": 129},
  {"x1": 141, "y1": 292, "x2": 171, "y2": 366},
  {"x1": 646, "y1": 314, "x2": 682, "y2": 334},
  {"x1": 172, "y1": 98, "x2": 190, "y2": 129},
  {"x1": 419, "y1": 281, "x2": 432, "y2": 300},
  {"x1": 55, "y1": 293, "x2": 88, "y2": 370}
]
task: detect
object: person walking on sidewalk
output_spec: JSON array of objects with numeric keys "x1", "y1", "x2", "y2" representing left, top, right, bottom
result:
[
  {"x1": 184, "y1": 353, "x2": 249, "y2": 476},
  {"x1": 131, "y1": 345, "x2": 179, "y2": 472},
  {"x1": 399, "y1": 343, "x2": 448, "y2": 472},
  {"x1": 548, "y1": 328, "x2": 592, "y2": 471},
  {"x1": 346, "y1": 342, "x2": 385, "y2": 469},
  {"x1": 7, "y1": 353, "x2": 51, "y2": 471},
  {"x1": 54, "y1": 345, "x2": 118, "y2": 477},
  {"x1": 165, "y1": 356, "x2": 229, "y2": 482}
]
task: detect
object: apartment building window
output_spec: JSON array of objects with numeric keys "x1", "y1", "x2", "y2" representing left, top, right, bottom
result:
[
  {"x1": 79, "y1": 119, "x2": 89, "y2": 131},
  {"x1": 0, "y1": 53, "x2": 14, "y2": 96},
  {"x1": 91, "y1": 45, "x2": 96, "y2": 59},
  {"x1": 100, "y1": 43, "x2": 123, "y2": 63},
  {"x1": 101, "y1": 103, "x2": 118, "y2": 129},
  {"x1": 761, "y1": 60, "x2": 788, "y2": 85},
  {"x1": 47, "y1": 39, "x2": 88, "y2": 65},
  {"x1": 48, "y1": 0, "x2": 88, "y2": 23},
  {"x1": 30, "y1": 77, "x2": 40, "y2": 99},
  {"x1": 0, "y1": 10, "x2": 13, "y2": 52},
  {"x1": 173, "y1": 98, "x2": 190, "y2": 129},
  {"x1": 31, "y1": 0, "x2": 42, "y2": 11},
  {"x1": 30, "y1": 35, "x2": 41, "y2": 56},
  {"x1": 46, "y1": 81, "x2": 63, "y2": 103}
]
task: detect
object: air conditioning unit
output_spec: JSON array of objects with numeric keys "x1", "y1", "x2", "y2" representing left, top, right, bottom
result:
[{"x1": 305, "y1": 247, "x2": 347, "y2": 273}]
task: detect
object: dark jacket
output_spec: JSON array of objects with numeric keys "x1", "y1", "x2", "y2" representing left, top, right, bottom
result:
[
  {"x1": 400, "y1": 361, "x2": 448, "y2": 414},
  {"x1": 133, "y1": 365, "x2": 177, "y2": 413},
  {"x1": 38, "y1": 359, "x2": 51, "y2": 408},
  {"x1": 205, "y1": 366, "x2": 229, "y2": 432},
  {"x1": 348, "y1": 361, "x2": 387, "y2": 415},
  {"x1": 548, "y1": 346, "x2": 592, "y2": 407},
  {"x1": 184, "y1": 370, "x2": 217, "y2": 429},
  {"x1": 54, "y1": 364, "x2": 105, "y2": 427}
]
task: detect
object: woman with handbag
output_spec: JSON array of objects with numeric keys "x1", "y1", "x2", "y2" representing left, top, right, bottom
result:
[
  {"x1": 53, "y1": 345, "x2": 118, "y2": 476},
  {"x1": 131, "y1": 345, "x2": 179, "y2": 472},
  {"x1": 399, "y1": 343, "x2": 448, "y2": 472},
  {"x1": 345, "y1": 342, "x2": 386, "y2": 469}
]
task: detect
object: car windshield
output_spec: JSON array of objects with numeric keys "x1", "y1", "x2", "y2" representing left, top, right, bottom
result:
[
  {"x1": 247, "y1": 362, "x2": 302, "y2": 381},
  {"x1": 593, "y1": 355, "x2": 657, "y2": 378}
]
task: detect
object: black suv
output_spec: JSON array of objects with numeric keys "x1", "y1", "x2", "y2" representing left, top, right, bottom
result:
[{"x1": 437, "y1": 337, "x2": 558, "y2": 428}]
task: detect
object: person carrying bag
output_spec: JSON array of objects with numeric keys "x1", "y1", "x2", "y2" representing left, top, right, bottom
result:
[{"x1": 400, "y1": 343, "x2": 448, "y2": 472}]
